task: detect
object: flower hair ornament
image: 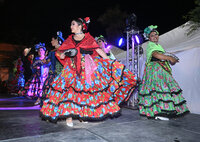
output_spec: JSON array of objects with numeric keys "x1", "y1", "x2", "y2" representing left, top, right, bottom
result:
[
  {"x1": 35, "y1": 42, "x2": 46, "y2": 52},
  {"x1": 79, "y1": 17, "x2": 90, "y2": 31},
  {"x1": 143, "y1": 25, "x2": 159, "y2": 40}
]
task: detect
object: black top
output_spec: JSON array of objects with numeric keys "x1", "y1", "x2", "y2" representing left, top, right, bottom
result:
[
  {"x1": 72, "y1": 36, "x2": 82, "y2": 45},
  {"x1": 72, "y1": 36, "x2": 93, "y2": 55}
]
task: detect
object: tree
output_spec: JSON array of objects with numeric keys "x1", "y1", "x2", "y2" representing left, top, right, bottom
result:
[
  {"x1": 184, "y1": 0, "x2": 200, "y2": 35},
  {"x1": 98, "y1": 5, "x2": 128, "y2": 45}
]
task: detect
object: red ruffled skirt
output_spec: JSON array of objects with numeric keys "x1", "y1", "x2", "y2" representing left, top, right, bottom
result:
[{"x1": 40, "y1": 55, "x2": 136, "y2": 122}]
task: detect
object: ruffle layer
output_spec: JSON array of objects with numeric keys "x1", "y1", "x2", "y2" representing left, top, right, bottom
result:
[
  {"x1": 40, "y1": 99, "x2": 121, "y2": 123},
  {"x1": 138, "y1": 91, "x2": 186, "y2": 107},
  {"x1": 139, "y1": 99, "x2": 189, "y2": 118},
  {"x1": 18, "y1": 74, "x2": 43, "y2": 98}
]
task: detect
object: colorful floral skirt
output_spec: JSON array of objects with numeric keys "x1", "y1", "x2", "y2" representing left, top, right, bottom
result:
[
  {"x1": 41, "y1": 72, "x2": 57, "y2": 100},
  {"x1": 18, "y1": 73, "x2": 43, "y2": 98},
  {"x1": 8, "y1": 73, "x2": 25, "y2": 94},
  {"x1": 138, "y1": 62, "x2": 189, "y2": 118},
  {"x1": 40, "y1": 56, "x2": 136, "y2": 122}
]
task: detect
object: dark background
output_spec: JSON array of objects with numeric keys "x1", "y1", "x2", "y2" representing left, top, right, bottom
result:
[{"x1": 0, "y1": 0, "x2": 196, "y2": 47}]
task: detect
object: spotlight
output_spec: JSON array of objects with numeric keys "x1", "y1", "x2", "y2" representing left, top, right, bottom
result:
[
  {"x1": 118, "y1": 38, "x2": 125, "y2": 47},
  {"x1": 106, "y1": 45, "x2": 111, "y2": 49},
  {"x1": 132, "y1": 34, "x2": 143, "y2": 45},
  {"x1": 135, "y1": 35, "x2": 140, "y2": 44},
  {"x1": 104, "y1": 45, "x2": 111, "y2": 53},
  {"x1": 126, "y1": 13, "x2": 137, "y2": 31}
]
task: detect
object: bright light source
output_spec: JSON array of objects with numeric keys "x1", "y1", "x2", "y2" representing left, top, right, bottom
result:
[
  {"x1": 118, "y1": 38, "x2": 124, "y2": 47},
  {"x1": 106, "y1": 45, "x2": 111, "y2": 49},
  {"x1": 135, "y1": 35, "x2": 140, "y2": 44}
]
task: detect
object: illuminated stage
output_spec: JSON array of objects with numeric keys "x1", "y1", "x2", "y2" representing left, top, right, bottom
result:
[{"x1": 0, "y1": 94, "x2": 199, "y2": 142}]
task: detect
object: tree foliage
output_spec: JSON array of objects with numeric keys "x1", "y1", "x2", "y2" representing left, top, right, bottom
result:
[
  {"x1": 98, "y1": 5, "x2": 128, "y2": 45},
  {"x1": 183, "y1": 0, "x2": 200, "y2": 35}
]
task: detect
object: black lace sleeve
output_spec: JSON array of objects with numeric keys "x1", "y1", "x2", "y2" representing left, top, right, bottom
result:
[{"x1": 80, "y1": 48, "x2": 93, "y2": 55}]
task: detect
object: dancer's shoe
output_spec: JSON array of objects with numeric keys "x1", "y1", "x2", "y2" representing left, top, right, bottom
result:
[
  {"x1": 79, "y1": 119, "x2": 88, "y2": 123},
  {"x1": 66, "y1": 118, "x2": 73, "y2": 127},
  {"x1": 34, "y1": 99, "x2": 41, "y2": 106},
  {"x1": 155, "y1": 116, "x2": 169, "y2": 121}
]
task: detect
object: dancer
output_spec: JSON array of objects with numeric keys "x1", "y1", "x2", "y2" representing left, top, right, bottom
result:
[
  {"x1": 41, "y1": 37, "x2": 63, "y2": 105},
  {"x1": 22, "y1": 48, "x2": 34, "y2": 83},
  {"x1": 40, "y1": 17, "x2": 136, "y2": 127},
  {"x1": 19, "y1": 43, "x2": 50, "y2": 105},
  {"x1": 138, "y1": 25, "x2": 189, "y2": 120},
  {"x1": 8, "y1": 58, "x2": 25, "y2": 95},
  {"x1": 95, "y1": 35, "x2": 116, "y2": 60}
]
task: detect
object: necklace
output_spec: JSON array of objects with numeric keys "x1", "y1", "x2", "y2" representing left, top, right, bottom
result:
[
  {"x1": 74, "y1": 33, "x2": 85, "y2": 41},
  {"x1": 75, "y1": 32, "x2": 83, "y2": 35}
]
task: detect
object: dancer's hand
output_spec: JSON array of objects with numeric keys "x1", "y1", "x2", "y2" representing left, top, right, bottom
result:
[
  {"x1": 60, "y1": 53, "x2": 66, "y2": 59},
  {"x1": 169, "y1": 56, "x2": 179, "y2": 65},
  {"x1": 42, "y1": 59, "x2": 47, "y2": 63},
  {"x1": 24, "y1": 48, "x2": 31, "y2": 56},
  {"x1": 95, "y1": 48, "x2": 109, "y2": 59}
]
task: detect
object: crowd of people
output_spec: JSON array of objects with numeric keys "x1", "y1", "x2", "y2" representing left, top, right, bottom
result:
[{"x1": 6, "y1": 17, "x2": 189, "y2": 127}]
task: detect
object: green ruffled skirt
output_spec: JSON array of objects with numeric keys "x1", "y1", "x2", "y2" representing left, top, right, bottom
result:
[{"x1": 138, "y1": 61, "x2": 189, "y2": 118}]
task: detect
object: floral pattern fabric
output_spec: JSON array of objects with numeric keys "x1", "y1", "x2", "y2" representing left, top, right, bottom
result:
[
  {"x1": 40, "y1": 55, "x2": 136, "y2": 122},
  {"x1": 18, "y1": 58, "x2": 50, "y2": 98},
  {"x1": 138, "y1": 61, "x2": 189, "y2": 118}
]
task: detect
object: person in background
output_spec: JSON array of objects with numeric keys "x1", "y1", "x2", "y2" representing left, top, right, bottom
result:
[
  {"x1": 40, "y1": 37, "x2": 63, "y2": 106},
  {"x1": 22, "y1": 48, "x2": 34, "y2": 83},
  {"x1": 19, "y1": 43, "x2": 50, "y2": 105},
  {"x1": 8, "y1": 58, "x2": 25, "y2": 95},
  {"x1": 138, "y1": 25, "x2": 189, "y2": 120},
  {"x1": 95, "y1": 35, "x2": 116, "y2": 60}
]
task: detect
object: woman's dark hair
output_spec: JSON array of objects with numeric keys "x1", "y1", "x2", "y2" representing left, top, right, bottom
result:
[{"x1": 73, "y1": 18, "x2": 89, "y2": 33}]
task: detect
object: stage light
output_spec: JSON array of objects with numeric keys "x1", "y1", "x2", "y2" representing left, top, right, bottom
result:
[
  {"x1": 104, "y1": 45, "x2": 112, "y2": 53},
  {"x1": 126, "y1": 13, "x2": 137, "y2": 31},
  {"x1": 135, "y1": 35, "x2": 140, "y2": 44},
  {"x1": 118, "y1": 38, "x2": 125, "y2": 47},
  {"x1": 106, "y1": 45, "x2": 111, "y2": 49}
]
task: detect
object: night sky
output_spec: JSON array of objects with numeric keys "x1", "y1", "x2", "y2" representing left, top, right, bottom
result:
[{"x1": 0, "y1": 0, "x2": 196, "y2": 47}]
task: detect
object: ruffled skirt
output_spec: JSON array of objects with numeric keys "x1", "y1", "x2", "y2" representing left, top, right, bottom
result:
[
  {"x1": 138, "y1": 62, "x2": 189, "y2": 118},
  {"x1": 40, "y1": 56, "x2": 136, "y2": 122},
  {"x1": 18, "y1": 73, "x2": 43, "y2": 98}
]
